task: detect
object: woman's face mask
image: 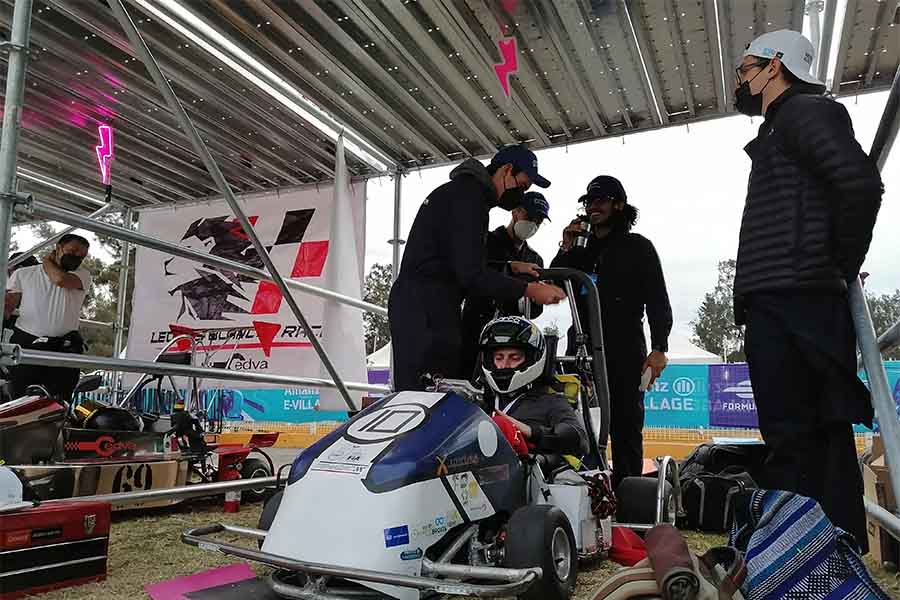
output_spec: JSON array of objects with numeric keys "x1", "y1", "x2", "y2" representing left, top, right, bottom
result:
[
  {"x1": 513, "y1": 219, "x2": 539, "y2": 241},
  {"x1": 59, "y1": 253, "x2": 85, "y2": 272}
]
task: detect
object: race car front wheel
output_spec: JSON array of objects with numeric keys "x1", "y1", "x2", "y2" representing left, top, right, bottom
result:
[
  {"x1": 503, "y1": 505, "x2": 577, "y2": 600},
  {"x1": 256, "y1": 489, "x2": 283, "y2": 548}
]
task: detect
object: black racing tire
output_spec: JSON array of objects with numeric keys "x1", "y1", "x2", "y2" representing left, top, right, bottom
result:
[
  {"x1": 503, "y1": 505, "x2": 577, "y2": 600},
  {"x1": 240, "y1": 457, "x2": 272, "y2": 503},
  {"x1": 616, "y1": 476, "x2": 674, "y2": 526},
  {"x1": 257, "y1": 489, "x2": 283, "y2": 549}
]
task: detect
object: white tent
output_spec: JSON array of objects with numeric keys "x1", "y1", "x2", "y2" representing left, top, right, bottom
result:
[
  {"x1": 367, "y1": 342, "x2": 392, "y2": 369},
  {"x1": 366, "y1": 329, "x2": 719, "y2": 372},
  {"x1": 664, "y1": 332, "x2": 721, "y2": 364}
]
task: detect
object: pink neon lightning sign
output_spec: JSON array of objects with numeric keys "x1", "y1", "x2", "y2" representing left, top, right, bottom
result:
[{"x1": 95, "y1": 125, "x2": 114, "y2": 185}]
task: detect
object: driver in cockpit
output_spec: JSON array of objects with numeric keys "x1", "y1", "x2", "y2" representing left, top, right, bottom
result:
[{"x1": 479, "y1": 316, "x2": 587, "y2": 457}]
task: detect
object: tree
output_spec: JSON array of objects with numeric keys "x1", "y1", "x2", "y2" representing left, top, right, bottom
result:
[
  {"x1": 363, "y1": 263, "x2": 392, "y2": 355},
  {"x1": 690, "y1": 259, "x2": 745, "y2": 362},
  {"x1": 866, "y1": 288, "x2": 900, "y2": 360}
]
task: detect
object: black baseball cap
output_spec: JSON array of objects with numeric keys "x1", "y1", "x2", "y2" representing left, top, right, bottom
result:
[
  {"x1": 520, "y1": 192, "x2": 551, "y2": 221},
  {"x1": 490, "y1": 145, "x2": 551, "y2": 188},
  {"x1": 585, "y1": 175, "x2": 627, "y2": 203}
]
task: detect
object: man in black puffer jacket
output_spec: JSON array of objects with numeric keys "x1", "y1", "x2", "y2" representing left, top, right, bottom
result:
[{"x1": 733, "y1": 30, "x2": 883, "y2": 553}]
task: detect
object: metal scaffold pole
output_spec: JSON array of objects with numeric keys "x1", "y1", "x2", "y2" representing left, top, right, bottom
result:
[
  {"x1": 107, "y1": 0, "x2": 357, "y2": 410},
  {"x1": 0, "y1": 0, "x2": 33, "y2": 298},
  {"x1": 855, "y1": 63, "x2": 900, "y2": 525}
]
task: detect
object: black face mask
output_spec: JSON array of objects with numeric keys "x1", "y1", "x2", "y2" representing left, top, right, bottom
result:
[
  {"x1": 498, "y1": 187, "x2": 525, "y2": 211},
  {"x1": 59, "y1": 253, "x2": 84, "y2": 272},
  {"x1": 733, "y1": 70, "x2": 770, "y2": 117}
]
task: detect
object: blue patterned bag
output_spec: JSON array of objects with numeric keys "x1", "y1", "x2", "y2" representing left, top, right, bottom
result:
[{"x1": 729, "y1": 489, "x2": 891, "y2": 600}]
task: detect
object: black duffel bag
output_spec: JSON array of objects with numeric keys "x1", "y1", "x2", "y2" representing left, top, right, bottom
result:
[
  {"x1": 679, "y1": 441, "x2": 767, "y2": 483},
  {"x1": 682, "y1": 466, "x2": 757, "y2": 532}
]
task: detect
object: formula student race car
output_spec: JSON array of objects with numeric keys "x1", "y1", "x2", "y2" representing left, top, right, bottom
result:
[{"x1": 183, "y1": 269, "x2": 683, "y2": 600}]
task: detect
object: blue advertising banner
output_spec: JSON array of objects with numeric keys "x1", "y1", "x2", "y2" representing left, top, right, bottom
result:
[
  {"x1": 708, "y1": 363, "x2": 758, "y2": 428},
  {"x1": 643, "y1": 365, "x2": 709, "y2": 428},
  {"x1": 217, "y1": 388, "x2": 347, "y2": 423}
]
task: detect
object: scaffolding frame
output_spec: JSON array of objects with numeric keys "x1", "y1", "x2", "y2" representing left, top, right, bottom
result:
[{"x1": 1, "y1": 0, "x2": 900, "y2": 539}]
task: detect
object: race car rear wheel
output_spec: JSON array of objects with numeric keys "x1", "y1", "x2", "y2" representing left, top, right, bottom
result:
[
  {"x1": 503, "y1": 505, "x2": 577, "y2": 600},
  {"x1": 615, "y1": 476, "x2": 674, "y2": 526},
  {"x1": 241, "y1": 457, "x2": 272, "y2": 502}
]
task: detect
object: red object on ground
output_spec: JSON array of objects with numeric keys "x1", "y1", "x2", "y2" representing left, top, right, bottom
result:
[
  {"x1": 0, "y1": 501, "x2": 111, "y2": 599},
  {"x1": 491, "y1": 412, "x2": 529, "y2": 456},
  {"x1": 609, "y1": 527, "x2": 648, "y2": 566}
]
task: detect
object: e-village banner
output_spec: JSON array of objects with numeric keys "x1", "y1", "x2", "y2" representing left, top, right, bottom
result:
[{"x1": 127, "y1": 183, "x2": 365, "y2": 415}]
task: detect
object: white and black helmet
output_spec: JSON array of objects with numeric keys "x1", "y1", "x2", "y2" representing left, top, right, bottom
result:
[{"x1": 479, "y1": 316, "x2": 547, "y2": 396}]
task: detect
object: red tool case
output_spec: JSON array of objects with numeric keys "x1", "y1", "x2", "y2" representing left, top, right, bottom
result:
[{"x1": 0, "y1": 501, "x2": 110, "y2": 599}]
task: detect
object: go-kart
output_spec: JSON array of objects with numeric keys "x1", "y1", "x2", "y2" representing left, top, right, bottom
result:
[
  {"x1": 0, "y1": 342, "x2": 277, "y2": 508},
  {"x1": 183, "y1": 269, "x2": 683, "y2": 599}
]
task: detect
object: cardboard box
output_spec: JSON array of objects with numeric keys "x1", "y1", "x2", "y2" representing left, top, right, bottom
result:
[{"x1": 864, "y1": 436, "x2": 899, "y2": 566}]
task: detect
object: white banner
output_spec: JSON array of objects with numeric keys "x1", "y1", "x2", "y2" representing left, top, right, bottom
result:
[{"x1": 127, "y1": 184, "x2": 366, "y2": 412}]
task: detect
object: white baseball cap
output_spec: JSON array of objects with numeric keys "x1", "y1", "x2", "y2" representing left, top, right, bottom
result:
[{"x1": 743, "y1": 29, "x2": 823, "y2": 86}]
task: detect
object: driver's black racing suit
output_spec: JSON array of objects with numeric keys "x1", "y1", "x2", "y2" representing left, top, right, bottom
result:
[{"x1": 496, "y1": 389, "x2": 588, "y2": 457}]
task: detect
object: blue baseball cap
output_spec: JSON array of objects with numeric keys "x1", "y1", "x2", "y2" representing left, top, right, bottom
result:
[
  {"x1": 490, "y1": 145, "x2": 551, "y2": 188},
  {"x1": 520, "y1": 192, "x2": 551, "y2": 221}
]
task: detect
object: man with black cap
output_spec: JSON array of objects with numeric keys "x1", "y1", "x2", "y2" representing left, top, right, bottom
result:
[
  {"x1": 551, "y1": 176, "x2": 672, "y2": 488},
  {"x1": 733, "y1": 30, "x2": 882, "y2": 552},
  {"x1": 459, "y1": 191, "x2": 552, "y2": 379},
  {"x1": 389, "y1": 145, "x2": 566, "y2": 392}
]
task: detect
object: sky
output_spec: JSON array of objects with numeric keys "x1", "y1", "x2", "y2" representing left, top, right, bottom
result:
[{"x1": 362, "y1": 90, "x2": 899, "y2": 344}]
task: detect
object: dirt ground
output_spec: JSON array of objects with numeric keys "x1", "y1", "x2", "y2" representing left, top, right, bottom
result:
[{"x1": 32, "y1": 497, "x2": 900, "y2": 600}]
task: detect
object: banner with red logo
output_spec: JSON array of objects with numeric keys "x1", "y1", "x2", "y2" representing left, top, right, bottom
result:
[{"x1": 127, "y1": 184, "x2": 366, "y2": 413}]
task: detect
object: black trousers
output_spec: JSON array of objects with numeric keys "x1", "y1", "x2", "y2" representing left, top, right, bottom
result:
[
  {"x1": 8, "y1": 328, "x2": 83, "y2": 403},
  {"x1": 745, "y1": 302, "x2": 868, "y2": 553},
  {"x1": 608, "y1": 361, "x2": 646, "y2": 489}
]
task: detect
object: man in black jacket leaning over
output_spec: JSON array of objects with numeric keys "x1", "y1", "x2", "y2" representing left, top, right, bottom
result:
[
  {"x1": 551, "y1": 176, "x2": 672, "y2": 488},
  {"x1": 389, "y1": 146, "x2": 566, "y2": 392},
  {"x1": 733, "y1": 30, "x2": 882, "y2": 552},
  {"x1": 460, "y1": 191, "x2": 551, "y2": 380}
]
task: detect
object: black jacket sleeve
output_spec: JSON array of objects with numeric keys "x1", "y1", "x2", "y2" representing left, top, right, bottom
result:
[
  {"x1": 778, "y1": 97, "x2": 884, "y2": 280},
  {"x1": 640, "y1": 237, "x2": 673, "y2": 353},
  {"x1": 529, "y1": 395, "x2": 589, "y2": 456},
  {"x1": 446, "y1": 189, "x2": 527, "y2": 302}
]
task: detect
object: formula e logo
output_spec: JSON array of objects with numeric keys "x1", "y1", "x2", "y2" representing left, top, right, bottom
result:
[
  {"x1": 672, "y1": 377, "x2": 695, "y2": 396},
  {"x1": 347, "y1": 404, "x2": 427, "y2": 442},
  {"x1": 722, "y1": 379, "x2": 755, "y2": 399}
]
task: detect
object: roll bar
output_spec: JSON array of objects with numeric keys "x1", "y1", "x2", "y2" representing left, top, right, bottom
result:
[{"x1": 536, "y1": 267, "x2": 611, "y2": 470}]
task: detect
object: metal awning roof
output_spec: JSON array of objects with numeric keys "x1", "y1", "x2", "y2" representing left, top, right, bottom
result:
[{"x1": 1, "y1": 0, "x2": 898, "y2": 212}]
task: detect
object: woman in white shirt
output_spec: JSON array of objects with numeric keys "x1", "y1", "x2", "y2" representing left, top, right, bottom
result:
[{"x1": 4, "y1": 234, "x2": 92, "y2": 402}]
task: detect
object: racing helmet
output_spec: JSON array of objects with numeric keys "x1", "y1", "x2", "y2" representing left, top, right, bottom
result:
[{"x1": 479, "y1": 316, "x2": 546, "y2": 396}]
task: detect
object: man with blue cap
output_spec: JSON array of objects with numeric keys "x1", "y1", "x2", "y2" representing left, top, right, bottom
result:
[
  {"x1": 459, "y1": 191, "x2": 551, "y2": 379},
  {"x1": 389, "y1": 145, "x2": 566, "y2": 392}
]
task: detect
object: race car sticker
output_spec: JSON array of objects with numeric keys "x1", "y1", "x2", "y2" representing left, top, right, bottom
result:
[
  {"x1": 477, "y1": 420, "x2": 498, "y2": 457},
  {"x1": 448, "y1": 471, "x2": 494, "y2": 521},
  {"x1": 400, "y1": 548, "x2": 423, "y2": 561},
  {"x1": 310, "y1": 438, "x2": 390, "y2": 477},
  {"x1": 411, "y1": 509, "x2": 464, "y2": 539},
  {"x1": 346, "y1": 404, "x2": 427, "y2": 443},
  {"x1": 384, "y1": 525, "x2": 410, "y2": 548}
]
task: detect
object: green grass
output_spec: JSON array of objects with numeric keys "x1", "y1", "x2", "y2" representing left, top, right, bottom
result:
[{"x1": 35, "y1": 500, "x2": 900, "y2": 599}]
